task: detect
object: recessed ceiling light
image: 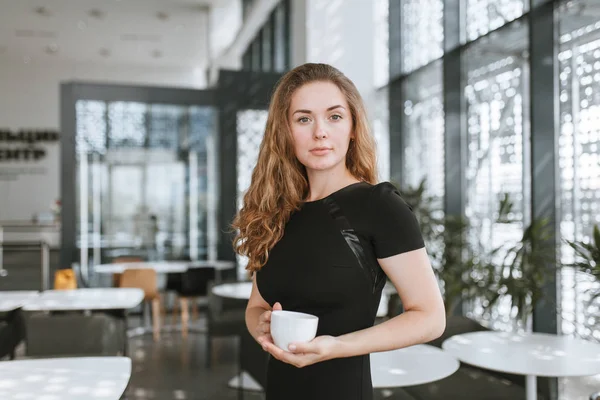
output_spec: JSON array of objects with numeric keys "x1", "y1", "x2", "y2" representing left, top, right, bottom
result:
[
  {"x1": 34, "y1": 6, "x2": 52, "y2": 17},
  {"x1": 45, "y1": 43, "x2": 59, "y2": 54},
  {"x1": 88, "y1": 9, "x2": 105, "y2": 19}
]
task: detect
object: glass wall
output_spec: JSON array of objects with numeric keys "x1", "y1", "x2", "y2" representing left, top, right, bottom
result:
[
  {"x1": 465, "y1": 0, "x2": 528, "y2": 42},
  {"x1": 462, "y1": 22, "x2": 529, "y2": 331},
  {"x1": 401, "y1": 61, "x2": 444, "y2": 201},
  {"x1": 235, "y1": 109, "x2": 269, "y2": 276},
  {"x1": 400, "y1": 0, "x2": 443, "y2": 74},
  {"x1": 75, "y1": 101, "x2": 217, "y2": 269},
  {"x1": 242, "y1": 0, "x2": 290, "y2": 73},
  {"x1": 557, "y1": 0, "x2": 600, "y2": 342}
]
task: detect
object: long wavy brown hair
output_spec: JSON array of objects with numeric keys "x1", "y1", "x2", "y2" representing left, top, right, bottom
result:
[{"x1": 232, "y1": 63, "x2": 378, "y2": 273}]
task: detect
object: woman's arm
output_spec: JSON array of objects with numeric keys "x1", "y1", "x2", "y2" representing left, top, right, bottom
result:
[
  {"x1": 246, "y1": 273, "x2": 281, "y2": 344},
  {"x1": 332, "y1": 247, "x2": 445, "y2": 357},
  {"x1": 261, "y1": 247, "x2": 445, "y2": 367}
]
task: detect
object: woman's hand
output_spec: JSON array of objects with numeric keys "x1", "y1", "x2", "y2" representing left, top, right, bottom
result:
[
  {"x1": 255, "y1": 302, "x2": 282, "y2": 347},
  {"x1": 261, "y1": 335, "x2": 339, "y2": 368}
]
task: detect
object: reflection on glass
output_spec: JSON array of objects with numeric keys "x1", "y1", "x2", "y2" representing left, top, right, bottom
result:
[
  {"x1": 236, "y1": 110, "x2": 269, "y2": 278},
  {"x1": 75, "y1": 101, "x2": 217, "y2": 271},
  {"x1": 462, "y1": 25, "x2": 528, "y2": 331},
  {"x1": 402, "y1": 62, "x2": 444, "y2": 202},
  {"x1": 401, "y1": 0, "x2": 443, "y2": 74},
  {"x1": 374, "y1": 0, "x2": 389, "y2": 87},
  {"x1": 558, "y1": 0, "x2": 600, "y2": 342},
  {"x1": 466, "y1": 0, "x2": 527, "y2": 42},
  {"x1": 373, "y1": 87, "x2": 390, "y2": 182}
]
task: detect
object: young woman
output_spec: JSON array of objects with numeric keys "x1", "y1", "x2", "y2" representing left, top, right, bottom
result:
[{"x1": 233, "y1": 63, "x2": 445, "y2": 400}]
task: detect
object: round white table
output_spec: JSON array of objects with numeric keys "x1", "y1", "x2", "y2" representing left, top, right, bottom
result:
[
  {"x1": 0, "y1": 357, "x2": 132, "y2": 400},
  {"x1": 211, "y1": 281, "x2": 252, "y2": 299},
  {"x1": 22, "y1": 288, "x2": 144, "y2": 311},
  {"x1": 371, "y1": 344, "x2": 459, "y2": 388},
  {"x1": 0, "y1": 291, "x2": 39, "y2": 312},
  {"x1": 442, "y1": 331, "x2": 600, "y2": 400},
  {"x1": 94, "y1": 260, "x2": 235, "y2": 275}
]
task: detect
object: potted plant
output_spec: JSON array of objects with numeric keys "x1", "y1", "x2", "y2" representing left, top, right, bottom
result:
[
  {"x1": 565, "y1": 224, "x2": 600, "y2": 336},
  {"x1": 478, "y1": 194, "x2": 559, "y2": 330},
  {"x1": 393, "y1": 179, "x2": 481, "y2": 316}
]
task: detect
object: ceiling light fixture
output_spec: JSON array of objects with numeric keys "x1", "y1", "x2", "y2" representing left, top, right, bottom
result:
[
  {"x1": 34, "y1": 6, "x2": 52, "y2": 17},
  {"x1": 45, "y1": 43, "x2": 59, "y2": 54},
  {"x1": 88, "y1": 9, "x2": 105, "y2": 19}
]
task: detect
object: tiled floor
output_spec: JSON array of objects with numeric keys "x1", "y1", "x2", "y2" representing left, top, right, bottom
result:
[{"x1": 122, "y1": 316, "x2": 264, "y2": 400}]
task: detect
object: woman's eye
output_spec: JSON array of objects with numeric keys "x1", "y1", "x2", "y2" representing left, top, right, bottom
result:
[
  {"x1": 331, "y1": 114, "x2": 342, "y2": 121},
  {"x1": 298, "y1": 116, "x2": 310, "y2": 123}
]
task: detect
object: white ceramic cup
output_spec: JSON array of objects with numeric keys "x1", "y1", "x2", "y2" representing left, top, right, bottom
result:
[{"x1": 270, "y1": 310, "x2": 319, "y2": 352}]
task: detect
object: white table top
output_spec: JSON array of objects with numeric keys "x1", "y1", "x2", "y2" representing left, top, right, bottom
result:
[
  {"x1": 442, "y1": 331, "x2": 600, "y2": 377},
  {"x1": 0, "y1": 291, "x2": 39, "y2": 312},
  {"x1": 0, "y1": 357, "x2": 131, "y2": 400},
  {"x1": 94, "y1": 260, "x2": 235, "y2": 274},
  {"x1": 371, "y1": 344, "x2": 459, "y2": 388},
  {"x1": 22, "y1": 288, "x2": 144, "y2": 311},
  {"x1": 212, "y1": 282, "x2": 252, "y2": 299}
]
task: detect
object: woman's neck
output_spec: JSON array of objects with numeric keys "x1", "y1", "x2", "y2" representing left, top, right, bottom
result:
[{"x1": 305, "y1": 169, "x2": 360, "y2": 202}]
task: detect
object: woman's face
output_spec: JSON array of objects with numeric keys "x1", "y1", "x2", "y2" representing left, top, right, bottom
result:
[{"x1": 288, "y1": 81, "x2": 353, "y2": 174}]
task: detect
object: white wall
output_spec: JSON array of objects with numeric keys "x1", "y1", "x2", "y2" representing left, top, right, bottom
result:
[{"x1": 0, "y1": 59, "x2": 204, "y2": 221}]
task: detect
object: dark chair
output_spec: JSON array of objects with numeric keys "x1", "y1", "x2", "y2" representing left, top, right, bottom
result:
[
  {"x1": 206, "y1": 280, "x2": 247, "y2": 368},
  {"x1": 25, "y1": 312, "x2": 125, "y2": 357},
  {"x1": 172, "y1": 268, "x2": 215, "y2": 338},
  {"x1": 0, "y1": 309, "x2": 25, "y2": 360}
]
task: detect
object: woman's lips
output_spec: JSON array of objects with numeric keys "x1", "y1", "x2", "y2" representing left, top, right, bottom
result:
[{"x1": 310, "y1": 147, "x2": 332, "y2": 155}]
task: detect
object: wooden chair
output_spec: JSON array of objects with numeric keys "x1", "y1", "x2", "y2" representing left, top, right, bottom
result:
[
  {"x1": 111, "y1": 256, "x2": 144, "y2": 287},
  {"x1": 119, "y1": 268, "x2": 161, "y2": 341}
]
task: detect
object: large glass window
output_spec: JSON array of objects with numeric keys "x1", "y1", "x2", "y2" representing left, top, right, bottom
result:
[
  {"x1": 400, "y1": 0, "x2": 443, "y2": 74},
  {"x1": 372, "y1": 87, "x2": 390, "y2": 182},
  {"x1": 401, "y1": 61, "x2": 444, "y2": 202},
  {"x1": 75, "y1": 101, "x2": 217, "y2": 270},
  {"x1": 557, "y1": 0, "x2": 600, "y2": 343},
  {"x1": 374, "y1": 0, "x2": 389, "y2": 87},
  {"x1": 463, "y1": 22, "x2": 529, "y2": 331},
  {"x1": 466, "y1": 0, "x2": 528, "y2": 42},
  {"x1": 236, "y1": 109, "x2": 269, "y2": 277}
]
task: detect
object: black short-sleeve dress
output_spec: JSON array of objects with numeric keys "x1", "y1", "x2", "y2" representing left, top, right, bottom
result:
[{"x1": 256, "y1": 181, "x2": 425, "y2": 400}]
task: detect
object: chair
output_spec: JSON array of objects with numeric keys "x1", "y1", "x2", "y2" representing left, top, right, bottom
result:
[
  {"x1": 119, "y1": 268, "x2": 161, "y2": 341},
  {"x1": 172, "y1": 268, "x2": 215, "y2": 338},
  {"x1": 206, "y1": 280, "x2": 247, "y2": 367},
  {"x1": 0, "y1": 309, "x2": 25, "y2": 360},
  {"x1": 111, "y1": 256, "x2": 144, "y2": 287},
  {"x1": 25, "y1": 313, "x2": 125, "y2": 357}
]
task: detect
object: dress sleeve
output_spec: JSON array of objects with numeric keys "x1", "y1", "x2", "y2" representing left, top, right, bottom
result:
[{"x1": 368, "y1": 182, "x2": 425, "y2": 258}]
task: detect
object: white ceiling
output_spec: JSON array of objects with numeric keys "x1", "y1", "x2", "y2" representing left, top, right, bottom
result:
[{"x1": 0, "y1": 0, "x2": 222, "y2": 68}]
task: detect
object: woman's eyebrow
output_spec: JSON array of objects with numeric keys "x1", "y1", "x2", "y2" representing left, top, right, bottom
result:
[{"x1": 292, "y1": 105, "x2": 346, "y2": 115}]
